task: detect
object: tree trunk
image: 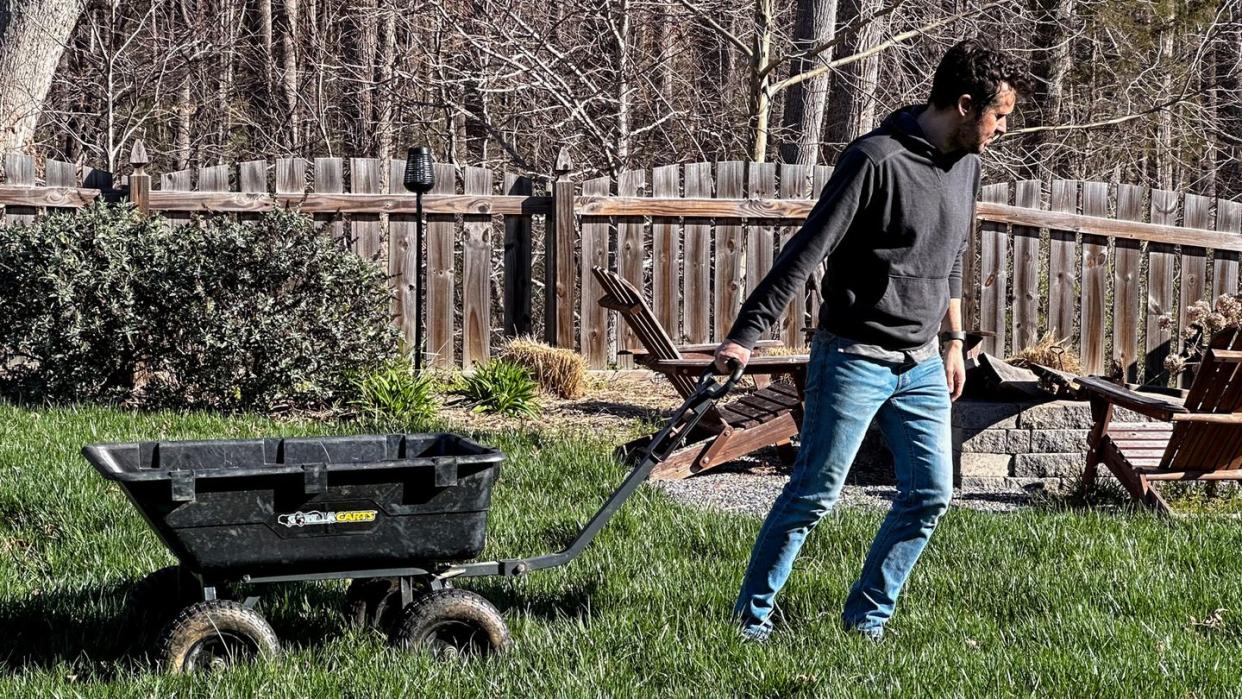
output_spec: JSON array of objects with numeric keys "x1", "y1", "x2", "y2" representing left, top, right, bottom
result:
[
  {"x1": 822, "y1": 0, "x2": 887, "y2": 159},
  {"x1": 175, "y1": 79, "x2": 194, "y2": 170},
  {"x1": 216, "y1": 0, "x2": 239, "y2": 158},
  {"x1": 1155, "y1": 12, "x2": 1174, "y2": 190},
  {"x1": 0, "y1": 0, "x2": 84, "y2": 152},
  {"x1": 281, "y1": 0, "x2": 302, "y2": 151},
  {"x1": 748, "y1": 0, "x2": 774, "y2": 162},
  {"x1": 351, "y1": 0, "x2": 378, "y2": 155},
  {"x1": 260, "y1": 0, "x2": 274, "y2": 108},
  {"x1": 613, "y1": 0, "x2": 631, "y2": 172},
  {"x1": 778, "y1": 0, "x2": 837, "y2": 166},
  {"x1": 1216, "y1": 3, "x2": 1242, "y2": 199},
  {"x1": 657, "y1": 4, "x2": 677, "y2": 107},
  {"x1": 375, "y1": 0, "x2": 395, "y2": 177},
  {"x1": 1024, "y1": 0, "x2": 1074, "y2": 180}
]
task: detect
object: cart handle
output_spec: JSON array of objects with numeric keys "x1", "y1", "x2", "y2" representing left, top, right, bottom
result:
[{"x1": 448, "y1": 360, "x2": 744, "y2": 579}]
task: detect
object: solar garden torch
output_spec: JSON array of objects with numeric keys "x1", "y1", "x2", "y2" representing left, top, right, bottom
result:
[{"x1": 403, "y1": 146, "x2": 435, "y2": 375}]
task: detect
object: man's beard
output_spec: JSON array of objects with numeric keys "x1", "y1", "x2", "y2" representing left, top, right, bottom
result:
[{"x1": 953, "y1": 120, "x2": 988, "y2": 154}]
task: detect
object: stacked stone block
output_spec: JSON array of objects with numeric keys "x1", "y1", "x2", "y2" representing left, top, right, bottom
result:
[{"x1": 845, "y1": 398, "x2": 1166, "y2": 491}]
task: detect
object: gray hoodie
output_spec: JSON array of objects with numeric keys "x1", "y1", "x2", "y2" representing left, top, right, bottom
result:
[{"x1": 726, "y1": 105, "x2": 980, "y2": 352}]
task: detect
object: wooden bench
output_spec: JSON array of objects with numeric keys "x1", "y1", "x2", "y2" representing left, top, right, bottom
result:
[{"x1": 1080, "y1": 327, "x2": 1242, "y2": 514}]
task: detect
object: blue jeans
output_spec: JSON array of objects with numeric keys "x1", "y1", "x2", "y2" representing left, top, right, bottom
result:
[{"x1": 734, "y1": 332, "x2": 954, "y2": 639}]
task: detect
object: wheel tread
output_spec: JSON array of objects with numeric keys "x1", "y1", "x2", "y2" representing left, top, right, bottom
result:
[
  {"x1": 159, "y1": 599, "x2": 280, "y2": 673},
  {"x1": 391, "y1": 588, "x2": 510, "y2": 656}
]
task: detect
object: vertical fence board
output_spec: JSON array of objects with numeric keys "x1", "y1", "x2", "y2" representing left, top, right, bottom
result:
[
  {"x1": 82, "y1": 164, "x2": 112, "y2": 192},
  {"x1": 160, "y1": 168, "x2": 194, "y2": 227},
  {"x1": 746, "y1": 163, "x2": 776, "y2": 340},
  {"x1": 779, "y1": 164, "x2": 811, "y2": 346},
  {"x1": 462, "y1": 166, "x2": 493, "y2": 368},
  {"x1": 3, "y1": 154, "x2": 36, "y2": 227},
  {"x1": 1012, "y1": 180, "x2": 1041, "y2": 353},
  {"x1": 580, "y1": 176, "x2": 611, "y2": 367},
  {"x1": 313, "y1": 157, "x2": 345, "y2": 242},
  {"x1": 1214, "y1": 198, "x2": 1240, "y2": 298},
  {"x1": 198, "y1": 164, "x2": 230, "y2": 192},
  {"x1": 979, "y1": 183, "x2": 1009, "y2": 356},
  {"x1": 46, "y1": 159, "x2": 78, "y2": 188},
  {"x1": 275, "y1": 158, "x2": 305, "y2": 195},
  {"x1": 1113, "y1": 184, "x2": 1144, "y2": 381},
  {"x1": 390, "y1": 159, "x2": 417, "y2": 345},
  {"x1": 1047, "y1": 180, "x2": 1078, "y2": 345},
  {"x1": 552, "y1": 171, "x2": 576, "y2": 349},
  {"x1": 45, "y1": 159, "x2": 80, "y2": 217},
  {"x1": 240, "y1": 160, "x2": 267, "y2": 193},
  {"x1": 426, "y1": 163, "x2": 456, "y2": 367},
  {"x1": 1079, "y1": 181, "x2": 1110, "y2": 376},
  {"x1": 616, "y1": 169, "x2": 645, "y2": 364},
  {"x1": 1180, "y1": 194, "x2": 1212, "y2": 335},
  {"x1": 502, "y1": 172, "x2": 533, "y2": 337},
  {"x1": 195, "y1": 164, "x2": 231, "y2": 234},
  {"x1": 652, "y1": 165, "x2": 681, "y2": 341},
  {"x1": 350, "y1": 158, "x2": 383, "y2": 261},
  {"x1": 1180, "y1": 194, "x2": 1212, "y2": 386},
  {"x1": 1146, "y1": 189, "x2": 1178, "y2": 381},
  {"x1": 238, "y1": 161, "x2": 267, "y2": 229},
  {"x1": 683, "y1": 162, "x2": 713, "y2": 344},
  {"x1": 714, "y1": 161, "x2": 744, "y2": 342}
]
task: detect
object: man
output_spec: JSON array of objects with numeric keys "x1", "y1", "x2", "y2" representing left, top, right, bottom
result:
[{"x1": 716, "y1": 39, "x2": 1032, "y2": 642}]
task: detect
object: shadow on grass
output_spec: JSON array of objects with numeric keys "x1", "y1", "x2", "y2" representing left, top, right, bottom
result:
[
  {"x1": 483, "y1": 577, "x2": 604, "y2": 624},
  {"x1": 0, "y1": 579, "x2": 139, "y2": 681},
  {"x1": 0, "y1": 576, "x2": 353, "y2": 681},
  {"x1": 559, "y1": 400, "x2": 662, "y2": 422}
]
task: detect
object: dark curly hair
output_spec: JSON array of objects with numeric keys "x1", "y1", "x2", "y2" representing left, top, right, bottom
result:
[{"x1": 929, "y1": 39, "x2": 1033, "y2": 112}]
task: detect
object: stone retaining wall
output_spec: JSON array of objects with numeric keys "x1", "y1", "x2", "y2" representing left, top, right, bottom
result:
[{"x1": 851, "y1": 398, "x2": 1161, "y2": 491}]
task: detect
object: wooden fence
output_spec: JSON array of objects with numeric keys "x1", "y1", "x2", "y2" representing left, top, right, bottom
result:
[{"x1": 1, "y1": 145, "x2": 1239, "y2": 382}]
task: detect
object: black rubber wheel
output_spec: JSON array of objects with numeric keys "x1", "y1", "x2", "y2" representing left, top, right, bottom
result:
[
  {"x1": 345, "y1": 577, "x2": 404, "y2": 633},
  {"x1": 159, "y1": 600, "x2": 280, "y2": 673},
  {"x1": 120, "y1": 566, "x2": 201, "y2": 653},
  {"x1": 390, "y1": 589, "x2": 510, "y2": 659}
]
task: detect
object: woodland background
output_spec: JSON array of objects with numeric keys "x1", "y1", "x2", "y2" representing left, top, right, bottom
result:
[{"x1": 0, "y1": 0, "x2": 1239, "y2": 196}]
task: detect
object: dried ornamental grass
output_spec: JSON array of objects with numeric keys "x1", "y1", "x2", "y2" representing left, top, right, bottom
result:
[
  {"x1": 755, "y1": 343, "x2": 809, "y2": 385},
  {"x1": 761, "y1": 344, "x2": 810, "y2": 356},
  {"x1": 499, "y1": 337, "x2": 588, "y2": 399},
  {"x1": 1006, "y1": 332, "x2": 1082, "y2": 374}
]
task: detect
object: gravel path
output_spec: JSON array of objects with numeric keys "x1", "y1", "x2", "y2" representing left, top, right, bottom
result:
[
  {"x1": 649, "y1": 453, "x2": 1037, "y2": 517},
  {"x1": 440, "y1": 373, "x2": 1038, "y2": 516}
]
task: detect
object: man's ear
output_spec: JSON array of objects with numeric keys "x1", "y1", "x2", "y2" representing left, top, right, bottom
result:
[{"x1": 956, "y1": 94, "x2": 974, "y2": 118}]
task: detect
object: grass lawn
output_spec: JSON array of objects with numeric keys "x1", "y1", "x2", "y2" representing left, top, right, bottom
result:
[{"x1": 0, "y1": 402, "x2": 1240, "y2": 697}]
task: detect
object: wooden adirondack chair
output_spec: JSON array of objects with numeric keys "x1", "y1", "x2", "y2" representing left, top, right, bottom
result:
[
  {"x1": 1080, "y1": 327, "x2": 1242, "y2": 514},
  {"x1": 591, "y1": 266, "x2": 809, "y2": 480}
]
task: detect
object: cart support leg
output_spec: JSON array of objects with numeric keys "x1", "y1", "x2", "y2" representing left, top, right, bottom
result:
[{"x1": 400, "y1": 577, "x2": 416, "y2": 608}]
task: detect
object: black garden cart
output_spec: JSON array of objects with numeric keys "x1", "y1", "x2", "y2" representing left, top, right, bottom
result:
[{"x1": 83, "y1": 365, "x2": 743, "y2": 672}]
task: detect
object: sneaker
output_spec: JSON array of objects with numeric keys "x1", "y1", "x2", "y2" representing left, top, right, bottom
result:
[
  {"x1": 738, "y1": 624, "x2": 772, "y2": 644},
  {"x1": 844, "y1": 624, "x2": 885, "y2": 643}
]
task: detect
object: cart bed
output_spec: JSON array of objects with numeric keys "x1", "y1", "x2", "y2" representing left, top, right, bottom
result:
[{"x1": 83, "y1": 434, "x2": 503, "y2": 579}]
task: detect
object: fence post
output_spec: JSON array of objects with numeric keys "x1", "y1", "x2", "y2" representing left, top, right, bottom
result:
[
  {"x1": 547, "y1": 147, "x2": 575, "y2": 348},
  {"x1": 128, "y1": 140, "x2": 150, "y2": 216},
  {"x1": 503, "y1": 172, "x2": 533, "y2": 337}
]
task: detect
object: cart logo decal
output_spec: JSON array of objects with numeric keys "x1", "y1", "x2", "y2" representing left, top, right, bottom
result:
[{"x1": 277, "y1": 509, "x2": 377, "y2": 528}]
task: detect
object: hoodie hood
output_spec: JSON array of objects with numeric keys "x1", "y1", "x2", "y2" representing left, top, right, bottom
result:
[
  {"x1": 878, "y1": 105, "x2": 934, "y2": 152},
  {"x1": 877, "y1": 104, "x2": 970, "y2": 168}
]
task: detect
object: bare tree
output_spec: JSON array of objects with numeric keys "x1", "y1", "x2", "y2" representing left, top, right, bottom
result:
[
  {"x1": 777, "y1": 0, "x2": 837, "y2": 166},
  {"x1": 0, "y1": 0, "x2": 85, "y2": 152}
]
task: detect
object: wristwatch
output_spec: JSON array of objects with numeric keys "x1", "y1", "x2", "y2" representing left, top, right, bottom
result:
[{"x1": 939, "y1": 331, "x2": 967, "y2": 344}]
